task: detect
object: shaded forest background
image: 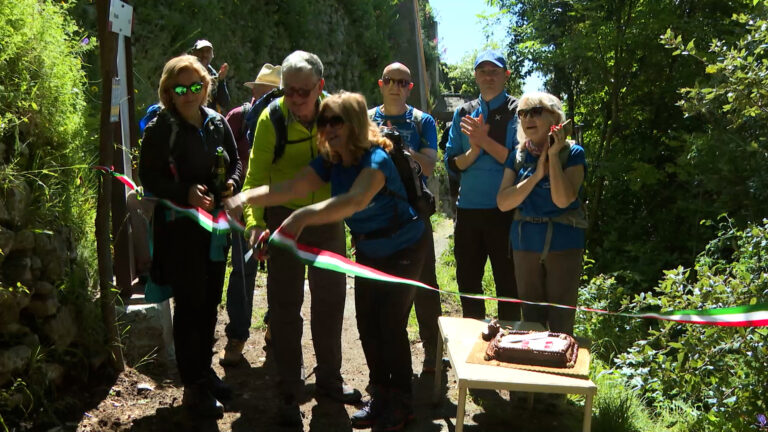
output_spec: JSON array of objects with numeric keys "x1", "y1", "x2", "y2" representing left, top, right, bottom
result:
[{"x1": 1, "y1": 0, "x2": 767, "y2": 431}]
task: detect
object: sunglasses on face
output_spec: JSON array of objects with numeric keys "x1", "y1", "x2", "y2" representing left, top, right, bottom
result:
[
  {"x1": 172, "y1": 82, "x2": 203, "y2": 96},
  {"x1": 317, "y1": 114, "x2": 345, "y2": 129},
  {"x1": 283, "y1": 84, "x2": 317, "y2": 98},
  {"x1": 517, "y1": 106, "x2": 548, "y2": 119},
  {"x1": 381, "y1": 76, "x2": 412, "y2": 88}
]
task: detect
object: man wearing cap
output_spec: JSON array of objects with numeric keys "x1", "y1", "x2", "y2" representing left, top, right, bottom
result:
[
  {"x1": 190, "y1": 39, "x2": 230, "y2": 112},
  {"x1": 444, "y1": 49, "x2": 521, "y2": 322},
  {"x1": 219, "y1": 63, "x2": 281, "y2": 366},
  {"x1": 368, "y1": 62, "x2": 442, "y2": 375},
  {"x1": 241, "y1": 50, "x2": 361, "y2": 425}
]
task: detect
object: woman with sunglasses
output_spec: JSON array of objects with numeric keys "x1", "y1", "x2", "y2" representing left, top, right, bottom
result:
[
  {"x1": 138, "y1": 55, "x2": 242, "y2": 418},
  {"x1": 496, "y1": 92, "x2": 587, "y2": 335},
  {"x1": 225, "y1": 91, "x2": 429, "y2": 431}
]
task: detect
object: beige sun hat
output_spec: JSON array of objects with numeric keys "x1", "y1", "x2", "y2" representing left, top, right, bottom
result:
[{"x1": 244, "y1": 63, "x2": 282, "y2": 89}]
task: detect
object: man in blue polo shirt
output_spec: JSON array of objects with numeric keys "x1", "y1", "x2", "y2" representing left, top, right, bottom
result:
[
  {"x1": 444, "y1": 49, "x2": 521, "y2": 322},
  {"x1": 368, "y1": 62, "x2": 442, "y2": 373}
]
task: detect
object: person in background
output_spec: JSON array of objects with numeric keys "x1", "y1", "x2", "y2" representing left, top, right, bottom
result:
[
  {"x1": 496, "y1": 92, "x2": 587, "y2": 335},
  {"x1": 368, "y1": 62, "x2": 442, "y2": 374},
  {"x1": 225, "y1": 91, "x2": 428, "y2": 431},
  {"x1": 443, "y1": 49, "x2": 521, "y2": 323},
  {"x1": 190, "y1": 39, "x2": 230, "y2": 112},
  {"x1": 138, "y1": 55, "x2": 242, "y2": 418},
  {"x1": 219, "y1": 63, "x2": 281, "y2": 366},
  {"x1": 240, "y1": 51, "x2": 360, "y2": 426}
]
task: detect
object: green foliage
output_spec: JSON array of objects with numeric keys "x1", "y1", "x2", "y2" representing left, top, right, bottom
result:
[
  {"x1": 576, "y1": 270, "x2": 648, "y2": 361},
  {"x1": 439, "y1": 50, "x2": 523, "y2": 98},
  {"x1": 71, "y1": 0, "x2": 402, "y2": 115},
  {"x1": 492, "y1": 0, "x2": 760, "y2": 290},
  {"x1": 614, "y1": 219, "x2": 768, "y2": 431}
]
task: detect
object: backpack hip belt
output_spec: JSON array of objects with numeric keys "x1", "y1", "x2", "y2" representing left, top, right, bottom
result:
[{"x1": 514, "y1": 207, "x2": 587, "y2": 263}]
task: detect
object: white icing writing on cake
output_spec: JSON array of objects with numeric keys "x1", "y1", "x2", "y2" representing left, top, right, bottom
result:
[{"x1": 498, "y1": 334, "x2": 569, "y2": 352}]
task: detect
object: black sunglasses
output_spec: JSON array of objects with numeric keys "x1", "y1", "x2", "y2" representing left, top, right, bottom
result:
[
  {"x1": 382, "y1": 76, "x2": 411, "y2": 88},
  {"x1": 283, "y1": 84, "x2": 317, "y2": 98},
  {"x1": 317, "y1": 114, "x2": 345, "y2": 129},
  {"x1": 172, "y1": 82, "x2": 203, "y2": 96},
  {"x1": 517, "y1": 106, "x2": 548, "y2": 119}
]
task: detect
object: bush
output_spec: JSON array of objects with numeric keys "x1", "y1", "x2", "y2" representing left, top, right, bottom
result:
[{"x1": 614, "y1": 218, "x2": 768, "y2": 431}]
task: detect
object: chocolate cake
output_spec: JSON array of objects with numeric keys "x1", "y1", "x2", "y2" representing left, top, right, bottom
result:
[{"x1": 484, "y1": 329, "x2": 579, "y2": 368}]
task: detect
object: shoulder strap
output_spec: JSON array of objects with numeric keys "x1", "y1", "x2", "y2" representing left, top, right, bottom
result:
[
  {"x1": 240, "y1": 102, "x2": 252, "y2": 135},
  {"x1": 457, "y1": 98, "x2": 481, "y2": 118},
  {"x1": 268, "y1": 100, "x2": 287, "y2": 163}
]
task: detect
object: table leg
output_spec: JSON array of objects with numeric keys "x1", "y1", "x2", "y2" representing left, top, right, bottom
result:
[
  {"x1": 583, "y1": 393, "x2": 593, "y2": 432},
  {"x1": 456, "y1": 384, "x2": 467, "y2": 432},
  {"x1": 432, "y1": 331, "x2": 444, "y2": 404}
]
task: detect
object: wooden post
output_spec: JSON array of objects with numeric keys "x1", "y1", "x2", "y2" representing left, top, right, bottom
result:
[{"x1": 96, "y1": 0, "x2": 125, "y2": 372}]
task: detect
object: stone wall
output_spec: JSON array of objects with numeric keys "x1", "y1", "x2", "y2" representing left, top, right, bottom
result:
[{"x1": 0, "y1": 182, "x2": 79, "y2": 394}]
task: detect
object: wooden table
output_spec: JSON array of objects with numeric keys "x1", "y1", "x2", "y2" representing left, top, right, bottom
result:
[{"x1": 432, "y1": 316, "x2": 597, "y2": 432}]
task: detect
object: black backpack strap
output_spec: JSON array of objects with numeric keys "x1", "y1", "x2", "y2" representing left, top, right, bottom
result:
[{"x1": 268, "y1": 100, "x2": 288, "y2": 163}]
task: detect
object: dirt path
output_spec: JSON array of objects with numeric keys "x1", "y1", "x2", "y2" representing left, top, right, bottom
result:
[{"x1": 76, "y1": 220, "x2": 587, "y2": 431}]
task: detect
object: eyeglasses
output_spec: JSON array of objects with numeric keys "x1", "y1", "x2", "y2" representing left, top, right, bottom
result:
[
  {"x1": 283, "y1": 84, "x2": 317, "y2": 98},
  {"x1": 517, "y1": 106, "x2": 548, "y2": 119},
  {"x1": 317, "y1": 114, "x2": 345, "y2": 129},
  {"x1": 172, "y1": 82, "x2": 203, "y2": 96},
  {"x1": 381, "y1": 76, "x2": 412, "y2": 88}
]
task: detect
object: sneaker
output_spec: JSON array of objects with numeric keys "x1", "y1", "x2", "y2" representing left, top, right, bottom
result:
[
  {"x1": 316, "y1": 382, "x2": 362, "y2": 404},
  {"x1": 219, "y1": 339, "x2": 246, "y2": 367},
  {"x1": 351, "y1": 397, "x2": 386, "y2": 429},
  {"x1": 373, "y1": 405, "x2": 409, "y2": 432},
  {"x1": 206, "y1": 369, "x2": 233, "y2": 402},
  {"x1": 182, "y1": 384, "x2": 224, "y2": 419}
]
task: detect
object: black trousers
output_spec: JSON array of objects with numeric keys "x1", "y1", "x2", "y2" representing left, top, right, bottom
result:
[
  {"x1": 355, "y1": 228, "x2": 429, "y2": 394},
  {"x1": 169, "y1": 219, "x2": 227, "y2": 386},
  {"x1": 454, "y1": 207, "x2": 520, "y2": 321},
  {"x1": 414, "y1": 217, "x2": 441, "y2": 360}
]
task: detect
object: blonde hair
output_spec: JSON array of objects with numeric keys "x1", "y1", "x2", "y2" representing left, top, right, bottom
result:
[
  {"x1": 317, "y1": 91, "x2": 392, "y2": 164},
  {"x1": 515, "y1": 92, "x2": 566, "y2": 146},
  {"x1": 157, "y1": 55, "x2": 212, "y2": 109}
]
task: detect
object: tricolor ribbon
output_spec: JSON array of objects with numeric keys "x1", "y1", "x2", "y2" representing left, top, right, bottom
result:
[
  {"x1": 269, "y1": 230, "x2": 768, "y2": 327},
  {"x1": 97, "y1": 166, "x2": 768, "y2": 327},
  {"x1": 93, "y1": 165, "x2": 245, "y2": 234}
]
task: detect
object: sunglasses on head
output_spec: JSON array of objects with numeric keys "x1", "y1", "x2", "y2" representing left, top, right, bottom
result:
[
  {"x1": 517, "y1": 106, "x2": 548, "y2": 119},
  {"x1": 283, "y1": 84, "x2": 316, "y2": 98},
  {"x1": 317, "y1": 114, "x2": 345, "y2": 129},
  {"x1": 172, "y1": 82, "x2": 203, "y2": 96},
  {"x1": 381, "y1": 76, "x2": 412, "y2": 88}
]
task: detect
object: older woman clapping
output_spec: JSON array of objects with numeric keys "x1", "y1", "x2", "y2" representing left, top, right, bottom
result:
[{"x1": 496, "y1": 92, "x2": 587, "y2": 335}]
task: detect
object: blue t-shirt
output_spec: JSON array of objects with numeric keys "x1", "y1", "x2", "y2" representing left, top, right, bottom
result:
[
  {"x1": 507, "y1": 144, "x2": 587, "y2": 252},
  {"x1": 369, "y1": 105, "x2": 438, "y2": 153},
  {"x1": 443, "y1": 91, "x2": 518, "y2": 209},
  {"x1": 310, "y1": 146, "x2": 424, "y2": 258}
]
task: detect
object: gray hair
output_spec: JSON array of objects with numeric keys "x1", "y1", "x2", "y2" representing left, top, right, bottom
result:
[
  {"x1": 516, "y1": 92, "x2": 566, "y2": 146},
  {"x1": 282, "y1": 50, "x2": 324, "y2": 79}
]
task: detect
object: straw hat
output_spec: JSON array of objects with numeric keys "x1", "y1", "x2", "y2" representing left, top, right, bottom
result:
[{"x1": 244, "y1": 63, "x2": 281, "y2": 89}]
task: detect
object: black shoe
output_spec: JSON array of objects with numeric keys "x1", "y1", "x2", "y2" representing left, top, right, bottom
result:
[
  {"x1": 182, "y1": 385, "x2": 224, "y2": 419},
  {"x1": 206, "y1": 369, "x2": 233, "y2": 402},
  {"x1": 278, "y1": 398, "x2": 303, "y2": 427},
  {"x1": 316, "y1": 382, "x2": 362, "y2": 404}
]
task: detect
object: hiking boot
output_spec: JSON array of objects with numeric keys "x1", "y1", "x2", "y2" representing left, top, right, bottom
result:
[
  {"x1": 374, "y1": 393, "x2": 413, "y2": 432},
  {"x1": 316, "y1": 381, "x2": 362, "y2": 404},
  {"x1": 350, "y1": 397, "x2": 386, "y2": 429},
  {"x1": 182, "y1": 384, "x2": 224, "y2": 419},
  {"x1": 278, "y1": 396, "x2": 303, "y2": 427},
  {"x1": 219, "y1": 339, "x2": 246, "y2": 367},
  {"x1": 206, "y1": 369, "x2": 233, "y2": 402}
]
